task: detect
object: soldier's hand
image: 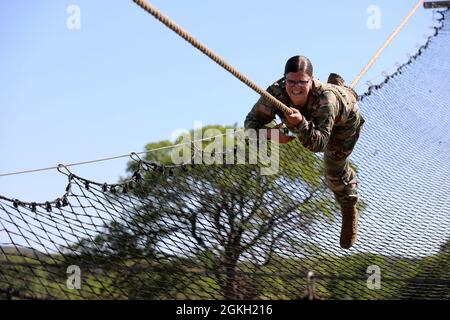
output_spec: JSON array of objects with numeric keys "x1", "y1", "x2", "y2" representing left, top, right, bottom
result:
[
  {"x1": 267, "y1": 123, "x2": 295, "y2": 144},
  {"x1": 283, "y1": 107, "x2": 303, "y2": 126}
]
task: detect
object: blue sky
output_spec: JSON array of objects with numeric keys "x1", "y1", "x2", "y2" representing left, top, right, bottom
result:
[{"x1": 0, "y1": 0, "x2": 437, "y2": 203}]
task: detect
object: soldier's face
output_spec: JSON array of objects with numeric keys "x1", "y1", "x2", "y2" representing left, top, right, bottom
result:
[{"x1": 285, "y1": 71, "x2": 312, "y2": 106}]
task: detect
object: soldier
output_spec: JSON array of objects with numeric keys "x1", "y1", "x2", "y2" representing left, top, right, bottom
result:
[{"x1": 244, "y1": 55, "x2": 365, "y2": 249}]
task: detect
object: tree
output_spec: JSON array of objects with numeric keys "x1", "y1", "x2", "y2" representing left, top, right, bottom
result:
[
  {"x1": 121, "y1": 125, "x2": 353, "y2": 299},
  {"x1": 64, "y1": 124, "x2": 365, "y2": 299}
]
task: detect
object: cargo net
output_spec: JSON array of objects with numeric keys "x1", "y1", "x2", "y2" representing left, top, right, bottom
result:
[{"x1": 1, "y1": 10, "x2": 449, "y2": 300}]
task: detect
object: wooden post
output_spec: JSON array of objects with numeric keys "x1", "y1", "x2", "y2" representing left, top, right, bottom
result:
[{"x1": 424, "y1": 1, "x2": 450, "y2": 8}]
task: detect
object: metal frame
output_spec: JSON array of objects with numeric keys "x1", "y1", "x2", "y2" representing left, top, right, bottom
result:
[{"x1": 424, "y1": 1, "x2": 450, "y2": 8}]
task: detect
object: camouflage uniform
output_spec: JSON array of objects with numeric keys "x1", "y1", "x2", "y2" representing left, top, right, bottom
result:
[{"x1": 244, "y1": 77, "x2": 365, "y2": 208}]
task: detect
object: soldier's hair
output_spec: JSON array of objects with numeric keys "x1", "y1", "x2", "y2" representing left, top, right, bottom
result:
[{"x1": 284, "y1": 55, "x2": 313, "y2": 77}]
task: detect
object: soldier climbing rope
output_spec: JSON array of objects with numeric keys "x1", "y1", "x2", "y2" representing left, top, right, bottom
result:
[{"x1": 0, "y1": 2, "x2": 449, "y2": 300}]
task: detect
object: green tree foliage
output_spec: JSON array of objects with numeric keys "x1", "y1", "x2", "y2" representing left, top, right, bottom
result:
[
  {"x1": 112, "y1": 124, "x2": 348, "y2": 299},
  {"x1": 12, "y1": 125, "x2": 437, "y2": 300}
]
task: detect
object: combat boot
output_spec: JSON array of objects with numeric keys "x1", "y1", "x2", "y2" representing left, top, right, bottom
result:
[{"x1": 340, "y1": 206, "x2": 359, "y2": 249}]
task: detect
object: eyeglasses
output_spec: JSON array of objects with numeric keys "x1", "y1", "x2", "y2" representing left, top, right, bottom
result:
[{"x1": 285, "y1": 78, "x2": 311, "y2": 87}]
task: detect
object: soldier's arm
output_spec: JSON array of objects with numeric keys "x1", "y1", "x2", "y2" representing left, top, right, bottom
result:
[
  {"x1": 285, "y1": 91, "x2": 339, "y2": 152},
  {"x1": 244, "y1": 89, "x2": 277, "y2": 130},
  {"x1": 244, "y1": 102, "x2": 275, "y2": 130}
]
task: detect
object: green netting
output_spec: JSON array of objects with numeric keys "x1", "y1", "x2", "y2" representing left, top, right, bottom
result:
[{"x1": 0, "y1": 10, "x2": 449, "y2": 300}]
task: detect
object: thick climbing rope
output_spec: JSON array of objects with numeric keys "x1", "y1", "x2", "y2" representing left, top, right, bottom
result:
[{"x1": 132, "y1": 0, "x2": 293, "y2": 115}]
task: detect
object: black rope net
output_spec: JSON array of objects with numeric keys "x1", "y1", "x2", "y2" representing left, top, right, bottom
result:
[{"x1": 1, "y1": 10, "x2": 449, "y2": 300}]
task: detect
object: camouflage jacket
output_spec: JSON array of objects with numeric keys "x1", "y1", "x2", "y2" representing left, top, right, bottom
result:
[{"x1": 244, "y1": 78, "x2": 364, "y2": 152}]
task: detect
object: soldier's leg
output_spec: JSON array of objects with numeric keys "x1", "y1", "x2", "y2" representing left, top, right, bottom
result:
[
  {"x1": 324, "y1": 120, "x2": 363, "y2": 249},
  {"x1": 324, "y1": 150, "x2": 359, "y2": 249},
  {"x1": 324, "y1": 152, "x2": 358, "y2": 208},
  {"x1": 324, "y1": 116, "x2": 364, "y2": 208}
]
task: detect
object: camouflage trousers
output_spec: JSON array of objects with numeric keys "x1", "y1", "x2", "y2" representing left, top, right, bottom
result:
[{"x1": 324, "y1": 113, "x2": 365, "y2": 208}]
